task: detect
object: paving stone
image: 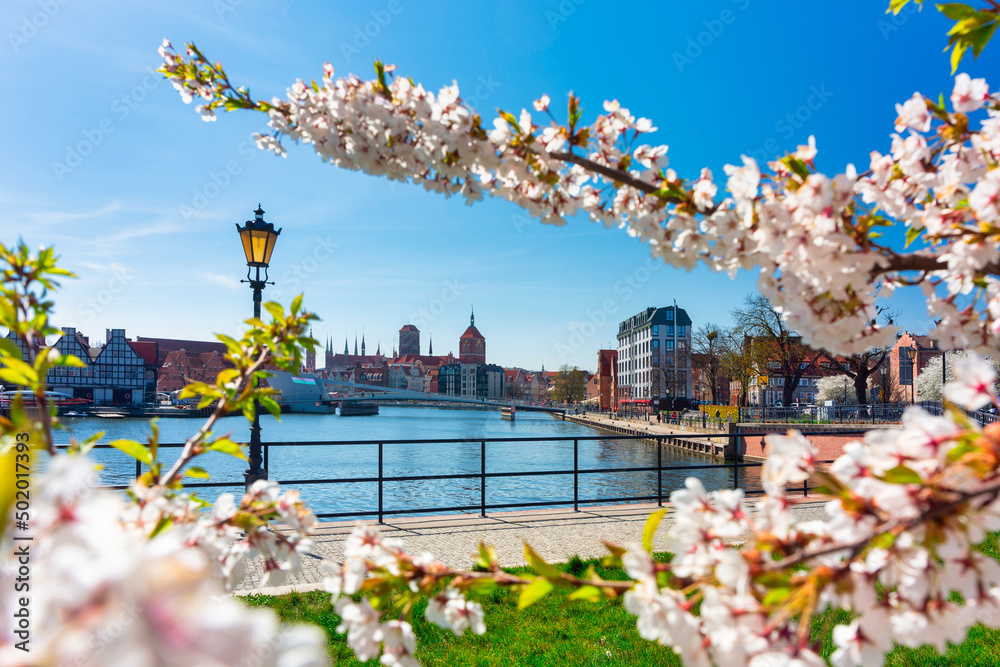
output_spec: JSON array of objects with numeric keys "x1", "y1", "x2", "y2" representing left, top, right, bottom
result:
[{"x1": 234, "y1": 499, "x2": 830, "y2": 596}]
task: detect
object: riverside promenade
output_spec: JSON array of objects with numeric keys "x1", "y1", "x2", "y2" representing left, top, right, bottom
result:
[
  {"x1": 235, "y1": 499, "x2": 829, "y2": 597},
  {"x1": 565, "y1": 411, "x2": 733, "y2": 458}
]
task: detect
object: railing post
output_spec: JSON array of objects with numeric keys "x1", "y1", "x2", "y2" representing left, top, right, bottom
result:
[
  {"x1": 573, "y1": 438, "x2": 579, "y2": 512},
  {"x1": 263, "y1": 443, "x2": 269, "y2": 475},
  {"x1": 803, "y1": 477, "x2": 808, "y2": 498},
  {"x1": 480, "y1": 440, "x2": 486, "y2": 518},
  {"x1": 732, "y1": 425, "x2": 740, "y2": 490},
  {"x1": 378, "y1": 442, "x2": 384, "y2": 524},
  {"x1": 135, "y1": 457, "x2": 141, "y2": 480},
  {"x1": 657, "y1": 436, "x2": 662, "y2": 507}
]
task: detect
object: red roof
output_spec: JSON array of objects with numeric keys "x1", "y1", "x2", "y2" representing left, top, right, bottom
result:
[
  {"x1": 399, "y1": 324, "x2": 420, "y2": 332},
  {"x1": 460, "y1": 326, "x2": 485, "y2": 340},
  {"x1": 128, "y1": 340, "x2": 159, "y2": 366}
]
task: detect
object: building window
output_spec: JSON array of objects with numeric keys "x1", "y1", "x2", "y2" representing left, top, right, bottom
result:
[
  {"x1": 652, "y1": 325, "x2": 658, "y2": 335},
  {"x1": 652, "y1": 339, "x2": 659, "y2": 349},
  {"x1": 678, "y1": 326, "x2": 685, "y2": 335},
  {"x1": 665, "y1": 340, "x2": 674, "y2": 350}
]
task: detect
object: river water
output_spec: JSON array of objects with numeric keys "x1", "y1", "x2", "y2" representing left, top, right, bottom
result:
[{"x1": 53, "y1": 406, "x2": 755, "y2": 518}]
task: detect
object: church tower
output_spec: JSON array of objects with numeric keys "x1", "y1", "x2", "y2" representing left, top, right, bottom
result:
[{"x1": 458, "y1": 306, "x2": 486, "y2": 365}]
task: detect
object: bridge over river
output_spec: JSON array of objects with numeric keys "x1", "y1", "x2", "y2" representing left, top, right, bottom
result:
[{"x1": 319, "y1": 378, "x2": 567, "y2": 416}]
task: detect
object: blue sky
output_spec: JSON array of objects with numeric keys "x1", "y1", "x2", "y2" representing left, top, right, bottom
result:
[{"x1": 2, "y1": 0, "x2": 997, "y2": 370}]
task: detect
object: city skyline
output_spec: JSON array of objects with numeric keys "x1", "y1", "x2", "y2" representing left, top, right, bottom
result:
[{"x1": 4, "y1": 1, "x2": 997, "y2": 369}]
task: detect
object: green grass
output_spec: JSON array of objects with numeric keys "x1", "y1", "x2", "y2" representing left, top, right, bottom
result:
[{"x1": 244, "y1": 536, "x2": 1000, "y2": 666}]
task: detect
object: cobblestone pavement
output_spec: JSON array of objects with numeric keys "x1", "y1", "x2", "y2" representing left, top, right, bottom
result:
[{"x1": 235, "y1": 499, "x2": 830, "y2": 596}]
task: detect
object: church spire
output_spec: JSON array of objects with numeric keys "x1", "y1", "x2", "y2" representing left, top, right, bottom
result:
[
  {"x1": 376, "y1": 340, "x2": 381, "y2": 356},
  {"x1": 429, "y1": 335, "x2": 433, "y2": 355},
  {"x1": 344, "y1": 337, "x2": 349, "y2": 355},
  {"x1": 361, "y1": 332, "x2": 366, "y2": 356},
  {"x1": 470, "y1": 306, "x2": 475, "y2": 327},
  {"x1": 354, "y1": 335, "x2": 358, "y2": 356}
]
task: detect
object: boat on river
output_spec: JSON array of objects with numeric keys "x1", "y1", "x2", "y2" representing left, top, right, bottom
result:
[
  {"x1": 500, "y1": 405, "x2": 516, "y2": 421},
  {"x1": 339, "y1": 402, "x2": 379, "y2": 416},
  {"x1": 266, "y1": 371, "x2": 337, "y2": 414}
]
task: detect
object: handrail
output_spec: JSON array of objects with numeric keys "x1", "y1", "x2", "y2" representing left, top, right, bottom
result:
[{"x1": 52, "y1": 430, "x2": 849, "y2": 522}]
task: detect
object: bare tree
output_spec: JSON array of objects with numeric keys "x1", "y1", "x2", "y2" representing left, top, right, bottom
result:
[
  {"x1": 718, "y1": 326, "x2": 762, "y2": 407},
  {"x1": 731, "y1": 294, "x2": 821, "y2": 407},
  {"x1": 828, "y1": 307, "x2": 895, "y2": 405},
  {"x1": 692, "y1": 323, "x2": 724, "y2": 404},
  {"x1": 829, "y1": 350, "x2": 888, "y2": 405}
]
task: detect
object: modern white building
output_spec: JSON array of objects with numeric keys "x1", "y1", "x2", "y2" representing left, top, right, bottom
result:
[{"x1": 616, "y1": 305, "x2": 692, "y2": 402}]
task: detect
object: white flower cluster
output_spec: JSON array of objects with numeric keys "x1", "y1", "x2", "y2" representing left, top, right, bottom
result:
[
  {"x1": 320, "y1": 523, "x2": 485, "y2": 667},
  {"x1": 615, "y1": 355, "x2": 1000, "y2": 666},
  {"x1": 159, "y1": 44, "x2": 1000, "y2": 358},
  {"x1": 0, "y1": 459, "x2": 326, "y2": 666}
]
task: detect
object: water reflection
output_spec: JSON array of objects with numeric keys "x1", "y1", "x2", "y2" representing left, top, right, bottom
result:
[{"x1": 52, "y1": 407, "x2": 763, "y2": 517}]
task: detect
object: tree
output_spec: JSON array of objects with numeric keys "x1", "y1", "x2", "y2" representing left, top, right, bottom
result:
[
  {"x1": 551, "y1": 364, "x2": 585, "y2": 403},
  {"x1": 40, "y1": 6, "x2": 1000, "y2": 665},
  {"x1": 731, "y1": 294, "x2": 821, "y2": 407},
  {"x1": 718, "y1": 325, "x2": 763, "y2": 407},
  {"x1": 692, "y1": 323, "x2": 724, "y2": 404},
  {"x1": 916, "y1": 350, "x2": 1000, "y2": 402},
  {"x1": 816, "y1": 374, "x2": 856, "y2": 404}
]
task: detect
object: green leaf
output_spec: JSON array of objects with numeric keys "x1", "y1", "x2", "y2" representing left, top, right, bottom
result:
[
  {"x1": 518, "y1": 577, "x2": 555, "y2": 609},
  {"x1": 890, "y1": 0, "x2": 913, "y2": 14},
  {"x1": 780, "y1": 156, "x2": 810, "y2": 180},
  {"x1": 642, "y1": 508, "x2": 667, "y2": 553},
  {"x1": 0, "y1": 368, "x2": 33, "y2": 387},
  {"x1": 951, "y1": 40, "x2": 969, "y2": 73},
  {"x1": 970, "y1": 20, "x2": 999, "y2": 57},
  {"x1": 567, "y1": 585, "x2": 603, "y2": 603},
  {"x1": 259, "y1": 395, "x2": 282, "y2": 418},
  {"x1": 109, "y1": 439, "x2": 152, "y2": 465},
  {"x1": 524, "y1": 543, "x2": 560, "y2": 579},
  {"x1": 184, "y1": 466, "x2": 210, "y2": 479},
  {"x1": 149, "y1": 515, "x2": 173, "y2": 538},
  {"x1": 937, "y1": 3, "x2": 976, "y2": 21},
  {"x1": 762, "y1": 587, "x2": 792, "y2": 606},
  {"x1": 55, "y1": 354, "x2": 86, "y2": 368},
  {"x1": 880, "y1": 464, "x2": 923, "y2": 485},
  {"x1": 1, "y1": 357, "x2": 37, "y2": 384},
  {"x1": 870, "y1": 532, "x2": 897, "y2": 550},
  {"x1": 905, "y1": 226, "x2": 924, "y2": 248},
  {"x1": 207, "y1": 437, "x2": 246, "y2": 460},
  {"x1": 264, "y1": 302, "x2": 284, "y2": 321},
  {"x1": 499, "y1": 110, "x2": 521, "y2": 133},
  {"x1": 291, "y1": 294, "x2": 303, "y2": 315}
]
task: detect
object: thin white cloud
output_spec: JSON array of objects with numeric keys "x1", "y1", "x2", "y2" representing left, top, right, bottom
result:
[
  {"x1": 28, "y1": 201, "x2": 123, "y2": 225},
  {"x1": 199, "y1": 272, "x2": 241, "y2": 290},
  {"x1": 107, "y1": 222, "x2": 186, "y2": 243}
]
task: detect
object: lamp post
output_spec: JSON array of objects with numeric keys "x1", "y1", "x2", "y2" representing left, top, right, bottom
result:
[
  {"x1": 236, "y1": 204, "x2": 281, "y2": 493},
  {"x1": 942, "y1": 348, "x2": 947, "y2": 400},
  {"x1": 906, "y1": 347, "x2": 917, "y2": 405}
]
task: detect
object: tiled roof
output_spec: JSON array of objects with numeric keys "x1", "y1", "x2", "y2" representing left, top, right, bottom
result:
[{"x1": 459, "y1": 326, "x2": 485, "y2": 340}]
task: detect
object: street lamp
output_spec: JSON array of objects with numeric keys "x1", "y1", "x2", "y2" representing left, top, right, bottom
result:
[
  {"x1": 906, "y1": 347, "x2": 917, "y2": 405},
  {"x1": 236, "y1": 204, "x2": 281, "y2": 492}
]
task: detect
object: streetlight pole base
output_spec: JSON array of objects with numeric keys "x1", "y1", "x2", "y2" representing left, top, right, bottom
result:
[{"x1": 244, "y1": 466, "x2": 268, "y2": 495}]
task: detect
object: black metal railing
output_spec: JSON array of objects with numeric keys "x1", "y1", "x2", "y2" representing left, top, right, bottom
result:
[{"x1": 53, "y1": 430, "x2": 860, "y2": 523}]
